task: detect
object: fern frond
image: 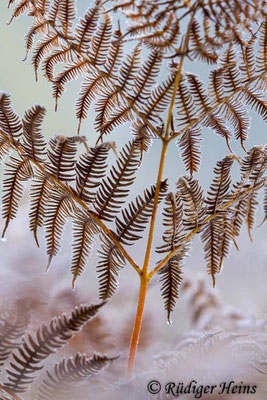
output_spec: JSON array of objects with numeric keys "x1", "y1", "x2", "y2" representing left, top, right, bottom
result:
[
  {"x1": 116, "y1": 180, "x2": 168, "y2": 245},
  {"x1": 201, "y1": 217, "x2": 223, "y2": 287},
  {"x1": 44, "y1": 186, "x2": 75, "y2": 270},
  {"x1": 32, "y1": 33, "x2": 59, "y2": 81},
  {"x1": 75, "y1": 142, "x2": 113, "y2": 204},
  {"x1": 57, "y1": 0, "x2": 77, "y2": 37},
  {"x1": 89, "y1": 14, "x2": 113, "y2": 66},
  {"x1": 0, "y1": 132, "x2": 12, "y2": 164},
  {"x1": 205, "y1": 155, "x2": 237, "y2": 214},
  {"x1": 117, "y1": 43, "x2": 142, "y2": 92},
  {"x1": 176, "y1": 79, "x2": 197, "y2": 127},
  {"x1": 131, "y1": 119, "x2": 153, "y2": 160},
  {"x1": 74, "y1": 3, "x2": 100, "y2": 53},
  {"x1": 8, "y1": 0, "x2": 33, "y2": 25},
  {"x1": 177, "y1": 127, "x2": 202, "y2": 176},
  {"x1": 156, "y1": 192, "x2": 188, "y2": 322},
  {"x1": 128, "y1": 50, "x2": 162, "y2": 107},
  {"x1": 52, "y1": 61, "x2": 91, "y2": 110},
  {"x1": 29, "y1": 170, "x2": 50, "y2": 247},
  {"x1": 46, "y1": 135, "x2": 79, "y2": 182},
  {"x1": 187, "y1": 73, "x2": 232, "y2": 150},
  {"x1": 97, "y1": 104, "x2": 134, "y2": 138},
  {"x1": 36, "y1": 353, "x2": 116, "y2": 400},
  {"x1": 3, "y1": 302, "x2": 105, "y2": 393},
  {"x1": 218, "y1": 211, "x2": 234, "y2": 272},
  {"x1": 97, "y1": 233, "x2": 126, "y2": 299},
  {"x1": 0, "y1": 93, "x2": 22, "y2": 139},
  {"x1": 190, "y1": 18, "x2": 218, "y2": 64},
  {"x1": 220, "y1": 46, "x2": 242, "y2": 94},
  {"x1": 76, "y1": 72, "x2": 108, "y2": 133},
  {"x1": 177, "y1": 175, "x2": 206, "y2": 231},
  {"x1": 93, "y1": 140, "x2": 140, "y2": 221},
  {"x1": 241, "y1": 88, "x2": 267, "y2": 122},
  {"x1": 21, "y1": 105, "x2": 46, "y2": 161},
  {"x1": 71, "y1": 210, "x2": 99, "y2": 288},
  {"x1": 104, "y1": 27, "x2": 124, "y2": 77},
  {"x1": 24, "y1": 17, "x2": 49, "y2": 61},
  {"x1": 158, "y1": 255, "x2": 183, "y2": 324},
  {"x1": 43, "y1": 47, "x2": 77, "y2": 82},
  {"x1": 256, "y1": 21, "x2": 267, "y2": 72},
  {"x1": 156, "y1": 192, "x2": 184, "y2": 254},
  {"x1": 0, "y1": 306, "x2": 29, "y2": 371},
  {"x1": 2, "y1": 157, "x2": 33, "y2": 238},
  {"x1": 141, "y1": 71, "x2": 176, "y2": 117}
]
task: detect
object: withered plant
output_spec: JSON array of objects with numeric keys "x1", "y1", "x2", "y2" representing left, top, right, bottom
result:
[
  {"x1": 0, "y1": 301, "x2": 117, "y2": 400},
  {"x1": 0, "y1": 0, "x2": 266, "y2": 386}
]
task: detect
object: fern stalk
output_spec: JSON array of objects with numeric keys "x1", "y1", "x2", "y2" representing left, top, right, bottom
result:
[{"x1": 126, "y1": 2, "x2": 199, "y2": 378}]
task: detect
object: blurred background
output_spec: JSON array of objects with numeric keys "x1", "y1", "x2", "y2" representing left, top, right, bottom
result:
[{"x1": 0, "y1": 0, "x2": 266, "y2": 384}]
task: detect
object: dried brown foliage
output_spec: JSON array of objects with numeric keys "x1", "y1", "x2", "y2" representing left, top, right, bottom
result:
[{"x1": 1, "y1": 0, "x2": 267, "y2": 382}]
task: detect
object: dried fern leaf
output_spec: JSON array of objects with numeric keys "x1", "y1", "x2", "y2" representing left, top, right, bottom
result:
[
  {"x1": 71, "y1": 210, "x2": 99, "y2": 288},
  {"x1": 76, "y1": 72, "x2": 108, "y2": 133},
  {"x1": 46, "y1": 135, "x2": 79, "y2": 182},
  {"x1": 97, "y1": 233, "x2": 126, "y2": 300},
  {"x1": 21, "y1": 105, "x2": 46, "y2": 161},
  {"x1": 93, "y1": 140, "x2": 140, "y2": 221},
  {"x1": 24, "y1": 17, "x2": 49, "y2": 61},
  {"x1": 190, "y1": 18, "x2": 218, "y2": 65},
  {"x1": 32, "y1": 32, "x2": 59, "y2": 81},
  {"x1": 57, "y1": 0, "x2": 77, "y2": 37},
  {"x1": 75, "y1": 142, "x2": 113, "y2": 203},
  {"x1": 178, "y1": 127, "x2": 202, "y2": 176},
  {"x1": 74, "y1": 2, "x2": 100, "y2": 53},
  {"x1": 256, "y1": 21, "x2": 267, "y2": 72},
  {"x1": 218, "y1": 210, "x2": 234, "y2": 272},
  {"x1": 97, "y1": 104, "x2": 134, "y2": 138},
  {"x1": 205, "y1": 155, "x2": 237, "y2": 214},
  {"x1": 8, "y1": 0, "x2": 33, "y2": 25},
  {"x1": 156, "y1": 192, "x2": 189, "y2": 322},
  {"x1": 43, "y1": 47, "x2": 77, "y2": 81},
  {"x1": 158, "y1": 255, "x2": 183, "y2": 324},
  {"x1": 201, "y1": 217, "x2": 223, "y2": 288},
  {"x1": 131, "y1": 119, "x2": 153, "y2": 160},
  {"x1": 0, "y1": 307, "x2": 29, "y2": 371},
  {"x1": 117, "y1": 43, "x2": 142, "y2": 92},
  {"x1": 94, "y1": 44, "x2": 141, "y2": 134},
  {"x1": 37, "y1": 353, "x2": 116, "y2": 400},
  {"x1": 187, "y1": 73, "x2": 232, "y2": 151},
  {"x1": 177, "y1": 175, "x2": 206, "y2": 230},
  {"x1": 29, "y1": 170, "x2": 51, "y2": 247},
  {"x1": 2, "y1": 157, "x2": 33, "y2": 238},
  {"x1": 3, "y1": 302, "x2": 105, "y2": 393},
  {"x1": 44, "y1": 186, "x2": 75, "y2": 270},
  {"x1": 156, "y1": 192, "x2": 184, "y2": 254},
  {"x1": 116, "y1": 180, "x2": 168, "y2": 245},
  {"x1": 176, "y1": 79, "x2": 197, "y2": 127},
  {"x1": 128, "y1": 50, "x2": 162, "y2": 107},
  {"x1": 52, "y1": 61, "x2": 91, "y2": 110},
  {"x1": 104, "y1": 27, "x2": 124, "y2": 77},
  {"x1": 141, "y1": 71, "x2": 176, "y2": 117},
  {"x1": 89, "y1": 14, "x2": 113, "y2": 66},
  {"x1": 0, "y1": 93, "x2": 22, "y2": 139},
  {"x1": 0, "y1": 132, "x2": 12, "y2": 165},
  {"x1": 241, "y1": 88, "x2": 267, "y2": 122}
]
